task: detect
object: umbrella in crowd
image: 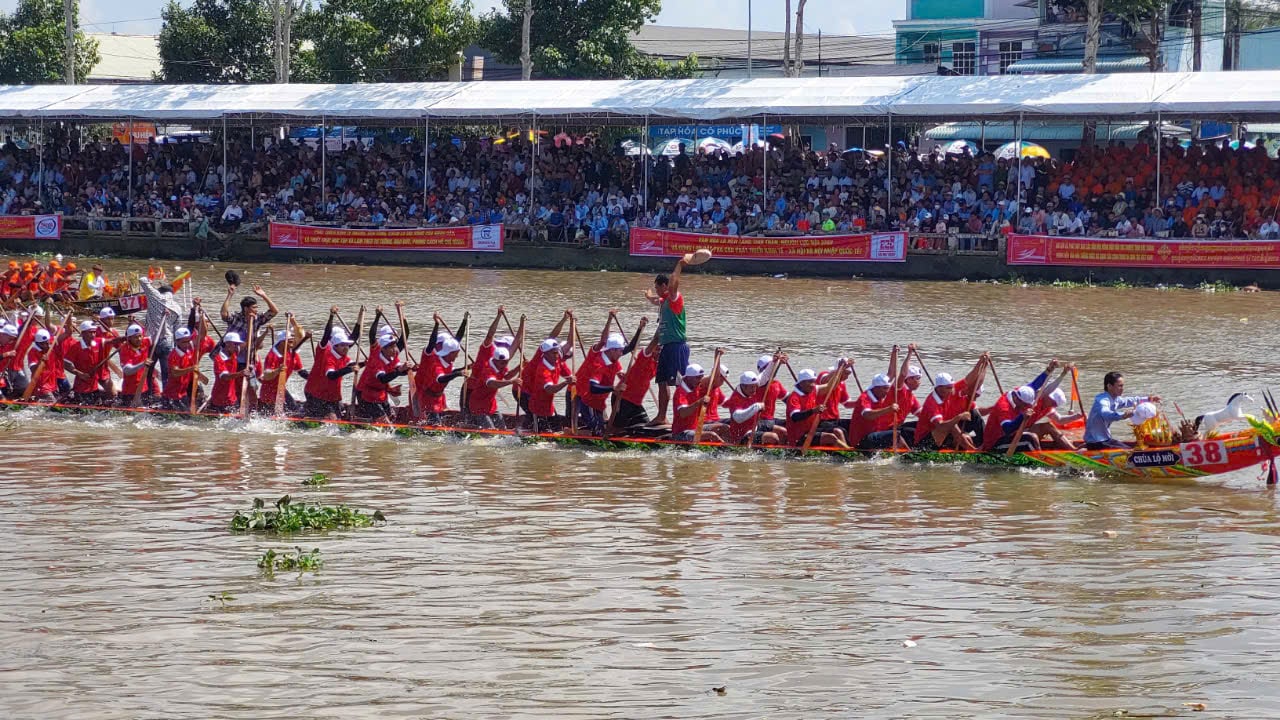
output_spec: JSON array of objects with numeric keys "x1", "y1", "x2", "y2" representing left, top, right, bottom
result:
[
  {"x1": 943, "y1": 139, "x2": 980, "y2": 156},
  {"x1": 697, "y1": 137, "x2": 735, "y2": 154},
  {"x1": 652, "y1": 138, "x2": 695, "y2": 156},
  {"x1": 995, "y1": 140, "x2": 1051, "y2": 160}
]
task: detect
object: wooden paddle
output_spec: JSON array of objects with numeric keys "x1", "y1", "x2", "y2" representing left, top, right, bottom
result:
[
  {"x1": 459, "y1": 311, "x2": 472, "y2": 412},
  {"x1": 131, "y1": 311, "x2": 172, "y2": 407},
  {"x1": 501, "y1": 311, "x2": 527, "y2": 425},
  {"x1": 239, "y1": 312, "x2": 256, "y2": 418},
  {"x1": 394, "y1": 302, "x2": 416, "y2": 412},
  {"x1": 803, "y1": 359, "x2": 847, "y2": 450},
  {"x1": 189, "y1": 310, "x2": 210, "y2": 414},
  {"x1": 568, "y1": 313, "x2": 579, "y2": 434},
  {"x1": 21, "y1": 314, "x2": 71, "y2": 400},
  {"x1": 273, "y1": 312, "x2": 295, "y2": 416},
  {"x1": 910, "y1": 347, "x2": 933, "y2": 387},
  {"x1": 1005, "y1": 408, "x2": 1035, "y2": 457},
  {"x1": 692, "y1": 348, "x2": 725, "y2": 445},
  {"x1": 890, "y1": 348, "x2": 904, "y2": 451},
  {"x1": 988, "y1": 359, "x2": 1006, "y2": 396}
]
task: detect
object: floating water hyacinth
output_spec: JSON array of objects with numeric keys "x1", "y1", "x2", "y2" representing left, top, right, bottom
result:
[
  {"x1": 231, "y1": 495, "x2": 385, "y2": 533},
  {"x1": 257, "y1": 547, "x2": 323, "y2": 574}
]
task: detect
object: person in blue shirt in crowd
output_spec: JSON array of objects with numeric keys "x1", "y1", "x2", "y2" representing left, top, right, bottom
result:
[{"x1": 1084, "y1": 371, "x2": 1160, "y2": 450}]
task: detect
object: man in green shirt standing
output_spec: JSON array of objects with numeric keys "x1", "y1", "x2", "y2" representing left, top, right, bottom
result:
[{"x1": 644, "y1": 255, "x2": 690, "y2": 426}]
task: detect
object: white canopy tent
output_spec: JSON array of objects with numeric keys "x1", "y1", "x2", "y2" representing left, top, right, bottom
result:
[{"x1": 3, "y1": 71, "x2": 1280, "y2": 123}]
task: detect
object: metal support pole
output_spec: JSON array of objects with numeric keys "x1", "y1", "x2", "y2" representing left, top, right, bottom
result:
[
  {"x1": 320, "y1": 114, "x2": 326, "y2": 198},
  {"x1": 1016, "y1": 112, "x2": 1024, "y2": 207},
  {"x1": 1155, "y1": 112, "x2": 1162, "y2": 205},
  {"x1": 642, "y1": 114, "x2": 650, "y2": 213},
  {"x1": 424, "y1": 115, "x2": 430, "y2": 206},
  {"x1": 747, "y1": 0, "x2": 753, "y2": 79},
  {"x1": 887, "y1": 113, "x2": 893, "y2": 208},
  {"x1": 530, "y1": 113, "x2": 538, "y2": 206},
  {"x1": 127, "y1": 117, "x2": 134, "y2": 215},
  {"x1": 980, "y1": 120, "x2": 986, "y2": 149},
  {"x1": 762, "y1": 115, "x2": 768, "y2": 202},
  {"x1": 37, "y1": 117, "x2": 44, "y2": 208},
  {"x1": 221, "y1": 116, "x2": 228, "y2": 200}
]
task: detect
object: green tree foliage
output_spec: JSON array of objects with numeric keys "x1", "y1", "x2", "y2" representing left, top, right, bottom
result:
[
  {"x1": 298, "y1": 0, "x2": 478, "y2": 82},
  {"x1": 0, "y1": 0, "x2": 99, "y2": 84},
  {"x1": 157, "y1": 0, "x2": 277, "y2": 82},
  {"x1": 480, "y1": 0, "x2": 699, "y2": 79}
]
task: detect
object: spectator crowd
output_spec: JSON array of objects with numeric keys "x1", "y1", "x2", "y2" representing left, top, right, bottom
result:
[{"x1": 2, "y1": 126, "x2": 1279, "y2": 246}]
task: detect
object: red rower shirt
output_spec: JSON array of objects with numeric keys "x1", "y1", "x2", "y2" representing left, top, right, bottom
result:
[
  {"x1": 304, "y1": 344, "x2": 353, "y2": 403},
  {"x1": 915, "y1": 378, "x2": 970, "y2": 443},
  {"x1": 527, "y1": 356, "x2": 564, "y2": 418},
  {"x1": 63, "y1": 337, "x2": 105, "y2": 394},
  {"x1": 414, "y1": 351, "x2": 454, "y2": 413},
  {"x1": 467, "y1": 357, "x2": 506, "y2": 415},
  {"x1": 981, "y1": 392, "x2": 1022, "y2": 450},
  {"x1": 208, "y1": 351, "x2": 241, "y2": 407},
  {"x1": 118, "y1": 338, "x2": 153, "y2": 396},
  {"x1": 754, "y1": 378, "x2": 785, "y2": 420},
  {"x1": 27, "y1": 342, "x2": 63, "y2": 395},
  {"x1": 895, "y1": 384, "x2": 922, "y2": 425},
  {"x1": 618, "y1": 349, "x2": 657, "y2": 407},
  {"x1": 706, "y1": 385, "x2": 725, "y2": 422},
  {"x1": 817, "y1": 371, "x2": 849, "y2": 421},
  {"x1": 356, "y1": 349, "x2": 401, "y2": 404},
  {"x1": 723, "y1": 389, "x2": 762, "y2": 443},
  {"x1": 671, "y1": 380, "x2": 707, "y2": 436},
  {"x1": 575, "y1": 348, "x2": 622, "y2": 412},
  {"x1": 847, "y1": 389, "x2": 894, "y2": 448},
  {"x1": 784, "y1": 388, "x2": 822, "y2": 446},
  {"x1": 164, "y1": 343, "x2": 200, "y2": 400},
  {"x1": 258, "y1": 347, "x2": 303, "y2": 405}
]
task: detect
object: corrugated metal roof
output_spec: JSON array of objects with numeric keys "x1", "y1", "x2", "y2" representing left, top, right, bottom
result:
[
  {"x1": 1006, "y1": 56, "x2": 1150, "y2": 74},
  {"x1": 924, "y1": 121, "x2": 1154, "y2": 140}
]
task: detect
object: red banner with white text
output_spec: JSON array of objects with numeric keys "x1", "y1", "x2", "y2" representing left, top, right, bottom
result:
[
  {"x1": 269, "y1": 222, "x2": 503, "y2": 252},
  {"x1": 1007, "y1": 233, "x2": 1280, "y2": 269},
  {"x1": 0, "y1": 215, "x2": 62, "y2": 240},
  {"x1": 629, "y1": 227, "x2": 907, "y2": 262}
]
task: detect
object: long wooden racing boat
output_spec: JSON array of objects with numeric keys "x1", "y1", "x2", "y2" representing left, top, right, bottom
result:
[{"x1": 2, "y1": 398, "x2": 1277, "y2": 482}]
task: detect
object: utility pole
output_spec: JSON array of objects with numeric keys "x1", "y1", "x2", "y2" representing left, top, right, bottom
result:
[
  {"x1": 747, "y1": 0, "x2": 752, "y2": 78},
  {"x1": 1192, "y1": 0, "x2": 1202, "y2": 72},
  {"x1": 63, "y1": 0, "x2": 75, "y2": 84},
  {"x1": 521, "y1": 0, "x2": 534, "y2": 80}
]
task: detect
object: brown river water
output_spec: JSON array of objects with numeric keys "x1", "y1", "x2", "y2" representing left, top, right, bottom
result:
[{"x1": 4, "y1": 260, "x2": 1280, "y2": 718}]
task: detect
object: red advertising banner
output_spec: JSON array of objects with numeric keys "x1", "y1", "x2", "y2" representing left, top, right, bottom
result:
[
  {"x1": 0, "y1": 214, "x2": 62, "y2": 240},
  {"x1": 269, "y1": 222, "x2": 503, "y2": 252},
  {"x1": 1007, "y1": 233, "x2": 1280, "y2": 269},
  {"x1": 629, "y1": 228, "x2": 906, "y2": 262}
]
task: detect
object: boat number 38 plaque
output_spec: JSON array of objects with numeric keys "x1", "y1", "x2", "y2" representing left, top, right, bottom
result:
[{"x1": 1177, "y1": 440, "x2": 1229, "y2": 467}]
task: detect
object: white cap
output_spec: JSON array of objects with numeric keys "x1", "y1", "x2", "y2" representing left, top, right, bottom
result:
[
  {"x1": 1013, "y1": 385, "x2": 1035, "y2": 404},
  {"x1": 870, "y1": 373, "x2": 892, "y2": 389},
  {"x1": 32, "y1": 306, "x2": 43, "y2": 317},
  {"x1": 1131, "y1": 401, "x2": 1159, "y2": 425},
  {"x1": 719, "y1": 363, "x2": 729, "y2": 377},
  {"x1": 329, "y1": 328, "x2": 352, "y2": 346},
  {"x1": 684, "y1": 363, "x2": 705, "y2": 378},
  {"x1": 1048, "y1": 388, "x2": 1067, "y2": 407},
  {"x1": 934, "y1": 372, "x2": 955, "y2": 387},
  {"x1": 492, "y1": 346, "x2": 511, "y2": 362},
  {"x1": 34, "y1": 328, "x2": 51, "y2": 343},
  {"x1": 378, "y1": 334, "x2": 398, "y2": 348},
  {"x1": 275, "y1": 330, "x2": 289, "y2": 344},
  {"x1": 539, "y1": 338, "x2": 560, "y2": 353},
  {"x1": 98, "y1": 307, "x2": 115, "y2": 319},
  {"x1": 0, "y1": 324, "x2": 17, "y2": 337},
  {"x1": 739, "y1": 370, "x2": 760, "y2": 386},
  {"x1": 756, "y1": 354, "x2": 772, "y2": 371},
  {"x1": 797, "y1": 368, "x2": 818, "y2": 382},
  {"x1": 224, "y1": 331, "x2": 243, "y2": 344},
  {"x1": 175, "y1": 327, "x2": 192, "y2": 340},
  {"x1": 435, "y1": 336, "x2": 461, "y2": 357},
  {"x1": 905, "y1": 365, "x2": 922, "y2": 379},
  {"x1": 126, "y1": 324, "x2": 143, "y2": 338},
  {"x1": 495, "y1": 335, "x2": 515, "y2": 347},
  {"x1": 603, "y1": 333, "x2": 626, "y2": 352},
  {"x1": 78, "y1": 320, "x2": 97, "y2": 333}
]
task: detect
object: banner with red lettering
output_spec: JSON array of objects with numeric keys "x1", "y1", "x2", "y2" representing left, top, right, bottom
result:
[
  {"x1": 1007, "y1": 233, "x2": 1280, "y2": 269},
  {"x1": 269, "y1": 222, "x2": 503, "y2": 252},
  {"x1": 629, "y1": 228, "x2": 906, "y2": 262},
  {"x1": 0, "y1": 215, "x2": 62, "y2": 240}
]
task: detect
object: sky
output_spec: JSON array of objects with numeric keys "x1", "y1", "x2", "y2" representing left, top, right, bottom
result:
[{"x1": 0, "y1": 0, "x2": 899, "y2": 39}]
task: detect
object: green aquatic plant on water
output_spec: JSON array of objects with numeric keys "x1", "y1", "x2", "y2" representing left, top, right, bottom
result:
[
  {"x1": 257, "y1": 547, "x2": 323, "y2": 574},
  {"x1": 301, "y1": 472, "x2": 330, "y2": 486},
  {"x1": 230, "y1": 495, "x2": 386, "y2": 533}
]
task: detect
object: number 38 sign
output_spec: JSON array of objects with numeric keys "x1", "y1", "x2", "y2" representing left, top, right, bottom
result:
[{"x1": 1179, "y1": 440, "x2": 1228, "y2": 467}]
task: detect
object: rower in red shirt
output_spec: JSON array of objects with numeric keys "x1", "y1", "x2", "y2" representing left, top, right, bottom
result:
[
  {"x1": 355, "y1": 333, "x2": 409, "y2": 423},
  {"x1": 573, "y1": 315, "x2": 633, "y2": 435},
  {"x1": 610, "y1": 319, "x2": 655, "y2": 432},
  {"x1": 846, "y1": 373, "x2": 906, "y2": 450},
  {"x1": 466, "y1": 345, "x2": 520, "y2": 429},
  {"x1": 753, "y1": 353, "x2": 789, "y2": 436},
  {"x1": 517, "y1": 311, "x2": 571, "y2": 417},
  {"x1": 527, "y1": 338, "x2": 572, "y2": 431},
  {"x1": 207, "y1": 331, "x2": 250, "y2": 413},
  {"x1": 257, "y1": 322, "x2": 309, "y2": 416},
  {"x1": 164, "y1": 327, "x2": 203, "y2": 409},
  {"x1": 914, "y1": 354, "x2": 988, "y2": 450},
  {"x1": 783, "y1": 365, "x2": 851, "y2": 448},
  {"x1": 414, "y1": 316, "x2": 464, "y2": 423},
  {"x1": 304, "y1": 310, "x2": 359, "y2": 419},
  {"x1": 981, "y1": 385, "x2": 1039, "y2": 451},
  {"x1": 24, "y1": 327, "x2": 66, "y2": 400},
  {"x1": 669, "y1": 363, "x2": 725, "y2": 443},
  {"x1": 723, "y1": 371, "x2": 782, "y2": 445},
  {"x1": 116, "y1": 323, "x2": 154, "y2": 406},
  {"x1": 63, "y1": 320, "x2": 109, "y2": 402}
]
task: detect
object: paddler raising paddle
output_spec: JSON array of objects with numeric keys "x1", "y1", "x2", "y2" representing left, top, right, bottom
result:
[
  {"x1": 573, "y1": 311, "x2": 634, "y2": 436},
  {"x1": 644, "y1": 250, "x2": 709, "y2": 426}
]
